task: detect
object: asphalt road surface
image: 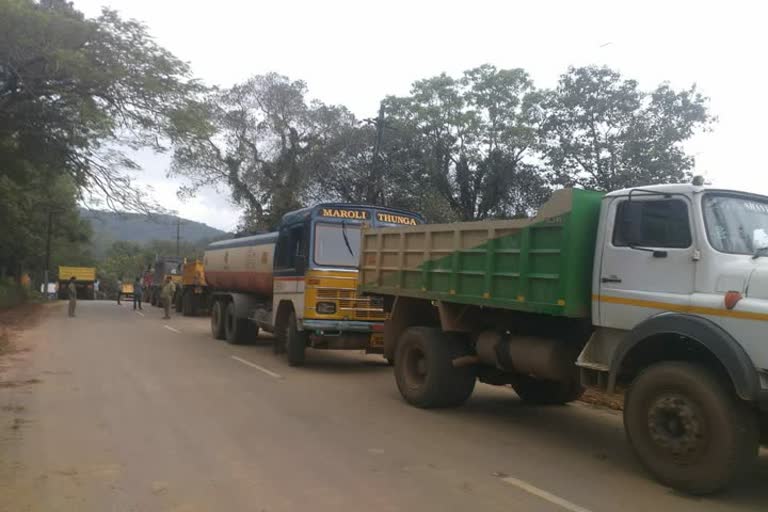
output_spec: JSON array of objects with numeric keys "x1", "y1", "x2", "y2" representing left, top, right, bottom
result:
[{"x1": 1, "y1": 301, "x2": 766, "y2": 512}]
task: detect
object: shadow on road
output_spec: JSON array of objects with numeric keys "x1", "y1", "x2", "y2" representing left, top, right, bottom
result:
[
  {"x1": 443, "y1": 392, "x2": 768, "y2": 506},
  {"x1": 236, "y1": 340, "x2": 391, "y2": 375}
]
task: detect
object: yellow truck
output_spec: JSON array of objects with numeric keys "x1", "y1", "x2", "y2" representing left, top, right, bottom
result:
[
  {"x1": 58, "y1": 266, "x2": 96, "y2": 300},
  {"x1": 176, "y1": 260, "x2": 209, "y2": 316}
]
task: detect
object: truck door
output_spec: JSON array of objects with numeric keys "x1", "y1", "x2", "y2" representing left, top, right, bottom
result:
[
  {"x1": 273, "y1": 223, "x2": 308, "y2": 322},
  {"x1": 597, "y1": 196, "x2": 696, "y2": 329}
]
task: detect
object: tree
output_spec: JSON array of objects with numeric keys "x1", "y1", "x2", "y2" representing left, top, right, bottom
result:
[
  {"x1": 382, "y1": 65, "x2": 549, "y2": 221},
  {"x1": 0, "y1": 0, "x2": 199, "y2": 212},
  {"x1": 170, "y1": 73, "x2": 355, "y2": 230},
  {"x1": 541, "y1": 66, "x2": 713, "y2": 191}
]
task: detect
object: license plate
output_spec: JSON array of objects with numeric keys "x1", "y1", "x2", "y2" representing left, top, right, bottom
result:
[{"x1": 370, "y1": 333, "x2": 384, "y2": 347}]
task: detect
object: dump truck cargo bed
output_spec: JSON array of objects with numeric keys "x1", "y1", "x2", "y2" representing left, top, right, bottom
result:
[
  {"x1": 58, "y1": 266, "x2": 96, "y2": 282},
  {"x1": 359, "y1": 188, "x2": 604, "y2": 318}
]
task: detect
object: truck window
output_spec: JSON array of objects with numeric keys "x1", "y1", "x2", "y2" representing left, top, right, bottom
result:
[
  {"x1": 275, "y1": 225, "x2": 306, "y2": 270},
  {"x1": 314, "y1": 223, "x2": 361, "y2": 267},
  {"x1": 613, "y1": 199, "x2": 691, "y2": 248}
]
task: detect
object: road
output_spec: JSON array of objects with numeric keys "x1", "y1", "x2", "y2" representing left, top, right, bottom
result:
[{"x1": 0, "y1": 301, "x2": 766, "y2": 512}]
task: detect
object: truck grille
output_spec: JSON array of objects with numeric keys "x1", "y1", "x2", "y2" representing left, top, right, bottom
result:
[{"x1": 316, "y1": 288, "x2": 386, "y2": 320}]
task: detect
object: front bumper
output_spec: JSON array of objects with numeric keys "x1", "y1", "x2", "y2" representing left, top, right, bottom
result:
[{"x1": 301, "y1": 319, "x2": 383, "y2": 334}]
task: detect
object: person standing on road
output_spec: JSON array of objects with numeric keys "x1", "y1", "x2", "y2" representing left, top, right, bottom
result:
[
  {"x1": 67, "y1": 276, "x2": 77, "y2": 318},
  {"x1": 133, "y1": 276, "x2": 143, "y2": 311},
  {"x1": 160, "y1": 275, "x2": 176, "y2": 320},
  {"x1": 117, "y1": 276, "x2": 123, "y2": 305}
]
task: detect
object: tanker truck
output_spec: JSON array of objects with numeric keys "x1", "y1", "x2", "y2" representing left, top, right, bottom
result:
[
  {"x1": 204, "y1": 203, "x2": 424, "y2": 365},
  {"x1": 358, "y1": 184, "x2": 768, "y2": 494}
]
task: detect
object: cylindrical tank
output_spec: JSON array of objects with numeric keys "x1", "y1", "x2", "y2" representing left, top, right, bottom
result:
[{"x1": 204, "y1": 232, "x2": 278, "y2": 296}]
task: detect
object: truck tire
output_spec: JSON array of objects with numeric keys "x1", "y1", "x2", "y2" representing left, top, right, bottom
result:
[
  {"x1": 394, "y1": 327, "x2": 476, "y2": 408},
  {"x1": 624, "y1": 361, "x2": 759, "y2": 495},
  {"x1": 224, "y1": 302, "x2": 251, "y2": 345},
  {"x1": 511, "y1": 376, "x2": 583, "y2": 405},
  {"x1": 285, "y1": 311, "x2": 307, "y2": 366},
  {"x1": 182, "y1": 291, "x2": 193, "y2": 317},
  {"x1": 211, "y1": 300, "x2": 226, "y2": 340}
]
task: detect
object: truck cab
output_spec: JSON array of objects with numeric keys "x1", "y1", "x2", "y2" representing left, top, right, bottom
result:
[
  {"x1": 271, "y1": 204, "x2": 425, "y2": 364},
  {"x1": 582, "y1": 184, "x2": 768, "y2": 404},
  {"x1": 205, "y1": 203, "x2": 424, "y2": 366}
]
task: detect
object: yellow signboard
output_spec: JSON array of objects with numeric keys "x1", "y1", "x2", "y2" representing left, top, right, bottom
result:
[
  {"x1": 320, "y1": 208, "x2": 369, "y2": 220},
  {"x1": 376, "y1": 212, "x2": 418, "y2": 226}
]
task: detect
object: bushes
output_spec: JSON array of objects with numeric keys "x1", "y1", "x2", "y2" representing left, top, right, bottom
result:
[{"x1": 0, "y1": 278, "x2": 39, "y2": 310}]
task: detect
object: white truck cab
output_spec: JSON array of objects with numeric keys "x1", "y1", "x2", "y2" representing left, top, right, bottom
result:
[
  {"x1": 582, "y1": 184, "x2": 768, "y2": 399},
  {"x1": 579, "y1": 184, "x2": 768, "y2": 493}
]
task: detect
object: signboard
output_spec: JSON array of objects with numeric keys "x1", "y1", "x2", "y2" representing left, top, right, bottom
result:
[
  {"x1": 320, "y1": 208, "x2": 369, "y2": 220},
  {"x1": 376, "y1": 212, "x2": 418, "y2": 226}
]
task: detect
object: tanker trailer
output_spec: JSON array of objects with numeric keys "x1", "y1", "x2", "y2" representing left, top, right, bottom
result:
[{"x1": 204, "y1": 203, "x2": 424, "y2": 366}]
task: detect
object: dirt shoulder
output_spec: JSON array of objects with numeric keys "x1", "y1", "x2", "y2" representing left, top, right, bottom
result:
[{"x1": 0, "y1": 302, "x2": 54, "y2": 358}]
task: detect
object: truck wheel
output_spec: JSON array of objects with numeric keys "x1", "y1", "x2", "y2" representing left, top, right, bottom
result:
[
  {"x1": 394, "y1": 327, "x2": 476, "y2": 408},
  {"x1": 224, "y1": 302, "x2": 251, "y2": 345},
  {"x1": 182, "y1": 292, "x2": 193, "y2": 317},
  {"x1": 511, "y1": 376, "x2": 583, "y2": 405},
  {"x1": 211, "y1": 300, "x2": 226, "y2": 340},
  {"x1": 285, "y1": 311, "x2": 307, "y2": 366},
  {"x1": 624, "y1": 361, "x2": 759, "y2": 495}
]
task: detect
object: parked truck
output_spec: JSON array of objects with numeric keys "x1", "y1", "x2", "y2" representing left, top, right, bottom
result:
[
  {"x1": 205, "y1": 203, "x2": 424, "y2": 365},
  {"x1": 148, "y1": 257, "x2": 183, "y2": 306},
  {"x1": 176, "y1": 260, "x2": 209, "y2": 316},
  {"x1": 359, "y1": 184, "x2": 768, "y2": 494},
  {"x1": 57, "y1": 266, "x2": 96, "y2": 300}
]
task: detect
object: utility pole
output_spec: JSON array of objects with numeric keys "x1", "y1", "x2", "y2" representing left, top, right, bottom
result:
[
  {"x1": 369, "y1": 102, "x2": 386, "y2": 204},
  {"x1": 176, "y1": 217, "x2": 181, "y2": 257},
  {"x1": 43, "y1": 210, "x2": 54, "y2": 300}
]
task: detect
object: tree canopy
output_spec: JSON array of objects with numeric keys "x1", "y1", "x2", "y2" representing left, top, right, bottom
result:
[
  {"x1": 171, "y1": 64, "x2": 712, "y2": 226},
  {"x1": 0, "y1": 0, "x2": 200, "y2": 281},
  {"x1": 1, "y1": 0, "x2": 715, "y2": 283}
]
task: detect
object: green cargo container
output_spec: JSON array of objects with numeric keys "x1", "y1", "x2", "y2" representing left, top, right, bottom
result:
[{"x1": 359, "y1": 188, "x2": 604, "y2": 318}]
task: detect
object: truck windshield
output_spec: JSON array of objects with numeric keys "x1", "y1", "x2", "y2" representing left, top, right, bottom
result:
[
  {"x1": 703, "y1": 193, "x2": 768, "y2": 255},
  {"x1": 313, "y1": 223, "x2": 362, "y2": 267}
]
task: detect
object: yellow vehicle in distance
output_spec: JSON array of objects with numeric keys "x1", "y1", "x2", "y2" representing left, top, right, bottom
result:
[{"x1": 176, "y1": 260, "x2": 209, "y2": 316}]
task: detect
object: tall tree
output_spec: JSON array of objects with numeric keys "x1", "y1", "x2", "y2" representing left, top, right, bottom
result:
[
  {"x1": 383, "y1": 65, "x2": 549, "y2": 221},
  {"x1": 0, "y1": 0, "x2": 199, "y2": 212},
  {"x1": 170, "y1": 73, "x2": 357, "y2": 230},
  {"x1": 541, "y1": 66, "x2": 713, "y2": 191}
]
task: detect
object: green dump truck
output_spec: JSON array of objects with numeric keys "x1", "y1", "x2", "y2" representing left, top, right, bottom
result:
[{"x1": 360, "y1": 185, "x2": 768, "y2": 494}]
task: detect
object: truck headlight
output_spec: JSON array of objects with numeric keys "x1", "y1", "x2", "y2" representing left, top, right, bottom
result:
[{"x1": 316, "y1": 302, "x2": 337, "y2": 314}]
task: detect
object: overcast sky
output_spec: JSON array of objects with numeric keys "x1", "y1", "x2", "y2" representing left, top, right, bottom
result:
[{"x1": 75, "y1": 0, "x2": 767, "y2": 232}]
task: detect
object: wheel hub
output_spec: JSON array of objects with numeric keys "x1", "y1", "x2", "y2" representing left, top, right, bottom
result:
[{"x1": 647, "y1": 394, "x2": 705, "y2": 460}]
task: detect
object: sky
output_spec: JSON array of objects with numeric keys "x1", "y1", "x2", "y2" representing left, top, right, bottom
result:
[{"x1": 74, "y1": 0, "x2": 768, "y2": 232}]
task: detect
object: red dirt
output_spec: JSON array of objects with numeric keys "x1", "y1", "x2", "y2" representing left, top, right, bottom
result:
[{"x1": 579, "y1": 388, "x2": 625, "y2": 411}]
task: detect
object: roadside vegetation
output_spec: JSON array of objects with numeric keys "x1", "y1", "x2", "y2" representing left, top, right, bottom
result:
[{"x1": 1, "y1": 0, "x2": 712, "y2": 294}]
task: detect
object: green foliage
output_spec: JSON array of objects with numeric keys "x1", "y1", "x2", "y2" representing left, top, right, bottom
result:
[
  {"x1": 541, "y1": 66, "x2": 713, "y2": 191},
  {"x1": 173, "y1": 63, "x2": 710, "y2": 225},
  {"x1": 0, "y1": 0, "x2": 201, "y2": 289},
  {"x1": 0, "y1": 277, "x2": 39, "y2": 309},
  {"x1": 170, "y1": 73, "x2": 348, "y2": 230},
  {"x1": 0, "y1": 0, "x2": 200, "y2": 212}
]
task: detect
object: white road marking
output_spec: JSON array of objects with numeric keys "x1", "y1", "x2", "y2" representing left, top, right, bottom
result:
[
  {"x1": 163, "y1": 325, "x2": 181, "y2": 334},
  {"x1": 500, "y1": 476, "x2": 593, "y2": 512},
  {"x1": 136, "y1": 311, "x2": 145, "y2": 317},
  {"x1": 230, "y1": 356, "x2": 282, "y2": 379}
]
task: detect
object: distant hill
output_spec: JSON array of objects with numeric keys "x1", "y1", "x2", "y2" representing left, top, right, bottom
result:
[{"x1": 80, "y1": 209, "x2": 229, "y2": 258}]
